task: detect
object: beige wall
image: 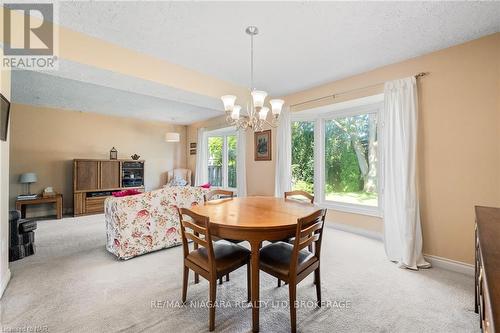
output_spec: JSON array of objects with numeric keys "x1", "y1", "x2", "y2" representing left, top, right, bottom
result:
[
  {"x1": 0, "y1": 55, "x2": 11, "y2": 297},
  {"x1": 187, "y1": 33, "x2": 500, "y2": 264},
  {"x1": 9, "y1": 105, "x2": 187, "y2": 217}
]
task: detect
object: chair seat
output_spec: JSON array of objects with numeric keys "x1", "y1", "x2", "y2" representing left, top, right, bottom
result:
[
  {"x1": 260, "y1": 241, "x2": 317, "y2": 278},
  {"x1": 187, "y1": 240, "x2": 250, "y2": 274}
]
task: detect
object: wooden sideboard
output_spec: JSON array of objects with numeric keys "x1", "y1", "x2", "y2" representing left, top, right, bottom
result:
[
  {"x1": 475, "y1": 206, "x2": 500, "y2": 333},
  {"x1": 73, "y1": 159, "x2": 145, "y2": 216}
]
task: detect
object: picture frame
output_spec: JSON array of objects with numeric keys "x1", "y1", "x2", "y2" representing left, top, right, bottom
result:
[
  {"x1": 1, "y1": 93, "x2": 11, "y2": 142},
  {"x1": 190, "y1": 142, "x2": 197, "y2": 149},
  {"x1": 190, "y1": 149, "x2": 196, "y2": 155},
  {"x1": 254, "y1": 129, "x2": 272, "y2": 161}
]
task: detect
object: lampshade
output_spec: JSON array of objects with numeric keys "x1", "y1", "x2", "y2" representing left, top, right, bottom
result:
[
  {"x1": 221, "y1": 95, "x2": 237, "y2": 112},
  {"x1": 231, "y1": 105, "x2": 241, "y2": 120},
  {"x1": 165, "y1": 132, "x2": 180, "y2": 143},
  {"x1": 19, "y1": 172, "x2": 37, "y2": 184},
  {"x1": 259, "y1": 107, "x2": 269, "y2": 120},
  {"x1": 251, "y1": 90, "x2": 267, "y2": 108},
  {"x1": 269, "y1": 99, "x2": 284, "y2": 115}
]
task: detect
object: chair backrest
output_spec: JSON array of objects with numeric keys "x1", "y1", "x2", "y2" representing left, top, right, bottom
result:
[
  {"x1": 178, "y1": 208, "x2": 216, "y2": 272},
  {"x1": 168, "y1": 169, "x2": 192, "y2": 186},
  {"x1": 204, "y1": 189, "x2": 234, "y2": 203},
  {"x1": 284, "y1": 190, "x2": 314, "y2": 204},
  {"x1": 290, "y1": 209, "x2": 327, "y2": 275}
]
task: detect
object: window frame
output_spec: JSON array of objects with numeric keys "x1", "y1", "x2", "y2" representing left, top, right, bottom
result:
[
  {"x1": 206, "y1": 127, "x2": 238, "y2": 192},
  {"x1": 290, "y1": 95, "x2": 384, "y2": 217}
]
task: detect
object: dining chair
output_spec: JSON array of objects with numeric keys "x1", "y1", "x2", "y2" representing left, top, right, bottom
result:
[
  {"x1": 259, "y1": 209, "x2": 327, "y2": 333},
  {"x1": 284, "y1": 190, "x2": 314, "y2": 204},
  {"x1": 204, "y1": 189, "x2": 235, "y2": 203},
  {"x1": 203, "y1": 189, "x2": 239, "y2": 284},
  {"x1": 178, "y1": 208, "x2": 251, "y2": 332},
  {"x1": 277, "y1": 190, "x2": 315, "y2": 287}
]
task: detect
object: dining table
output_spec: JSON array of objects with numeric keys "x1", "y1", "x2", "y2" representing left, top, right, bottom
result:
[{"x1": 190, "y1": 196, "x2": 317, "y2": 332}]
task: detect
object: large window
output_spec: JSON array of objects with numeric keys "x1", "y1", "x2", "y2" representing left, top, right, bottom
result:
[
  {"x1": 207, "y1": 130, "x2": 237, "y2": 190},
  {"x1": 290, "y1": 98, "x2": 382, "y2": 216}
]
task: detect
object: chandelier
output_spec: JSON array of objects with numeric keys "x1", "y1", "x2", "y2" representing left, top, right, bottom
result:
[{"x1": 221, "y1": 26, "x2": 284, "y2": 132}]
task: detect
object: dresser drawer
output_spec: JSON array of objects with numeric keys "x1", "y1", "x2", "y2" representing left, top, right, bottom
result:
[{"x1": 85, "y1": 196, "x2": 108, "y2": 213}]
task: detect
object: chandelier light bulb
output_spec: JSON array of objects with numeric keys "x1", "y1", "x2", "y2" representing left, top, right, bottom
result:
[
  {"x1": 259, "y1": 107, "x2": 269, "y2": 120},
  {"x1": 231, "y1": 105, "x2": 241, "y2": 120},
  {"x1": 221, "y1": 95, "x2": 237, "y2": 112},
  {"x1": 251, "y1": 90, "x2": 268, "y2": 108},
  {"x1": 269, "y1": 99, "x2": 285, "y2": 115}
]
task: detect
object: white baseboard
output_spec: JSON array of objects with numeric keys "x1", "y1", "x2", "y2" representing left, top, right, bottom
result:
[
  {"x1": 328, "y1": 222, "x2": 383, "y2": 241},
  {"x1": 327, "y1": 222, "x2": 474, "y2": 277},
  {"x1": 0, "y1": 268, "x2": 11, "y2": 299},
  {"x1": 423, "y1": 254, "x2": 474, "y2": 277}
]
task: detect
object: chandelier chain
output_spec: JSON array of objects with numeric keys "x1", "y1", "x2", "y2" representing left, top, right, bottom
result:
[{"x1": 250, "y1": 32, "x2": 254, "y2": 90}]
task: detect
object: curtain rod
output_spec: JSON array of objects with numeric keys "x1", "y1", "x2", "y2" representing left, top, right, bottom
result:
[{"x1": 290, "y1": 72, "x2": 429, "y2": 108}]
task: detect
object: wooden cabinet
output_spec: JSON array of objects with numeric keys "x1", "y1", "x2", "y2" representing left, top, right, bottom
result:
[
  {"x1": 73, "y1": 159, "x2": 144, "y2": 216},
  {"x1": 100, "y1": 161, "x2": 120, "y2": 189},
  {"x1": 75, "y1": 160, "x2": 98, "y2": 191},
  {"x1": 475, "y1": 206, "x2": 500, "y2": 333}
]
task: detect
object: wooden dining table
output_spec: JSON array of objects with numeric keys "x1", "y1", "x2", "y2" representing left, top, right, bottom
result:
[{"x1": 190, "y1": 196, "x2": 317, "y2": 332}]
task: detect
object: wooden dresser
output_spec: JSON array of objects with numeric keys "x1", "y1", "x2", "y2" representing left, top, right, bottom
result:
[
  {"x1": 475, "y1": 206, "x2": 500, "y2": 333},
  {"x1": 73, "y1": 159, "x2": 145, "y2": 216}
]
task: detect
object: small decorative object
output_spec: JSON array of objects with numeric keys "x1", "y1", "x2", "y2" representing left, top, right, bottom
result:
[
  {"x1": 42, "y1": 187, "x2": 56, "y2": 198},
  {"x1": 254, "y1": 130, "x2": 272, "y2": 161},
  {"x1": 190, "y1": 142, "x2": 197, "y2": 149},
  {"x1": 165, "y1": 132, "x2": 180, "y2": 142},
  {"x1": 131, "y1": 154, "x2": 140, "y2": 160},
  {"x1": 110, "y1": 147, "x2": 118, "y2": 160},
  {"x1": 190, "y1": 149, "x2": 196, "y2": 155},
  {"x1": 19, "y1": 172, "x2": 38, "y2": 195}
]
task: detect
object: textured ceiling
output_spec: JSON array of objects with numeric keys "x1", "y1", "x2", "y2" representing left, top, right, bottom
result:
[
  {"x1": 11, "y1": 67, "x2": 222, "y2": 125},
  {"x1": 57, "y1": 1, "x2": 500, "y2": 96}
]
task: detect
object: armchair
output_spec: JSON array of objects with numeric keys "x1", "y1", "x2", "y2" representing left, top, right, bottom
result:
[{"x1": 167, "y1": 168, "x2": 192, "y2": 186}]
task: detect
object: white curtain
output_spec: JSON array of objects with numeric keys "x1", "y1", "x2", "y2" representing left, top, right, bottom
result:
[
  {"x1": 381, "y1": 77, "x2": 430, "y2": 270},
  {"x1": 274, "y1": 106, "x2": 292, "y2": 197},
  {"x1": 194, "y1": 127, "x2": 208, "y2": 186},
  {"x1": 236, "y1": 129, "x2": 247, "y2": 197}
]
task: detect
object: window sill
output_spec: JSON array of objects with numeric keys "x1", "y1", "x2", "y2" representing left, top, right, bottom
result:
[{"x1": 317, "y1": 201, "x2": 382, "y2": 218}]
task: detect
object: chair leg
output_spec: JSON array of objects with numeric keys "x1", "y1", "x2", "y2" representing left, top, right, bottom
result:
[
  {"x1": 182, "y1": 266, "x2": 189, "y2": 303},
  {"x1": 315, "y1": 267, "x2": 321, "y2": 306},
  {"x1": 246, "y1": 262, "x2": 251, "y2": 303},
  {"x1": 195, "y1": 273, "x2": 199, "y2": 284},
  {"x1": 209, "y1": 279, "x2": 217, "y2": 332},
  {"x1": 277, "y1": 279, "x2": 281, "y2": 287},
  {"x1": 219, "y1": 277, "x2": 223, "y2": 285},
  {"x1": 226, "y1": 273, "x2": 230, "y2": 282},
  {"x1": 289, "y1": 282, "x2": 297, "y2": 333}
]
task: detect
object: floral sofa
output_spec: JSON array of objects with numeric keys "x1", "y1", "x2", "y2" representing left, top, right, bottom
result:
[{"x1": 105, "y1": 185, "x2": 208, "y2": 260}]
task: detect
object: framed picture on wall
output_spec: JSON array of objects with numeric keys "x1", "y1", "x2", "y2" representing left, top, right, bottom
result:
[
  {"x1": 254, "y1": 129, "x2": 271, "y2": 161},
  {"x1": 1, "y1": 93, "x2": 11, "y2": 142},
  {"x1": 190, "y1": 149, "x2": 196, "y2": 155},
  {"x1": 190, "y1": 142, "x2": 197, "y2": 149}
]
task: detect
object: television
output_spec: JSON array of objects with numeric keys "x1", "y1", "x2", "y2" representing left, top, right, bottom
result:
[{"x1": 1, "y1": 93, "x2": 10, "y2": 141}]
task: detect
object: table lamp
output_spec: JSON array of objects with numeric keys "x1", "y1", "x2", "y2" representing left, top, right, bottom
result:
[{"x1": 19, "y1": 172, "x2": 37, "y2": 195}]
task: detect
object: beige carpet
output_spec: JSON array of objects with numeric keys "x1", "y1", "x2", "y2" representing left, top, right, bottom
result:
[{"x1": 0, "y1": 214, "x2": 478, "y2": 332}]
